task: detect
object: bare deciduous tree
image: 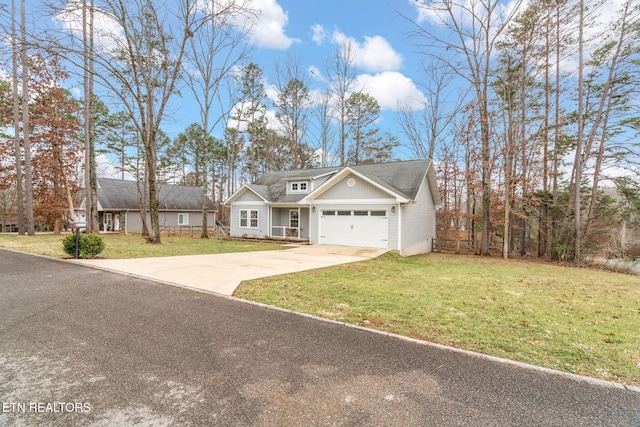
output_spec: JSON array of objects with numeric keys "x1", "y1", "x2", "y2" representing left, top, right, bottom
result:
[
  {"x1": 183, "y1": 1, "x2": 252, "y2": 237},
  {"x1": 273, "y1": 51, "x2": 314, "y2": 169},
  {"x1": 397, "y1": 61, "x2": 466, "y2": 160},
  {"x1": 326, "y1": 40, "x2": 357, "y2": 167},
  {"x1": 51, "y1": 0, "x2": 250, "y2": 243},
  {"x1": 409, "y1": 0, "x2": 522, "y2": 255}
]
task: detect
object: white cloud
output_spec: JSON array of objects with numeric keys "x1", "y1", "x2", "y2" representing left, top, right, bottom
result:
[
  {"x1": 244, "y1": 0, "x2": 299, "y2": 49},
  {"x1": 331, "y1": 31, "x2": 403, "y2": 73},
  {"x1": 311, "y1": 24, "x2": 327, "y2": 45},
  {"x1": 226, "y1": 100, "x2": 283, "y2": 134},
  {"x1": 359, "y1": 35, "x2": 404, "y2": 72},
  {"x1": 55, "y1": 0, "x2": 297, "y2": 52},
  {"x1": 96, "y1": 154, "x2": 134, "y2": 180},
  {"x1": 409, "y1": 0, "x2": 450, "y2": 26},
  {"x1": 309, "y1": 87, "x2": 331, "y2": 106},
  {"x1": 354, "y1": 72, "x2": 426, "y2": 111},
  {"x1": 265, "y1": 82, "x2": 279, "y2": 103},
  {"x1": 53, "y1": 2, "x2": 126, "y2": 54}
]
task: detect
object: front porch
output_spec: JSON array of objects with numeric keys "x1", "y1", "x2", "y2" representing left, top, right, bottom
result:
[
  {"x1": 270, "y1": 206, "x2": 309, "y2": 241},
  {"x1": 98, "y1": 211, "x2": 123, "y2": 232}
]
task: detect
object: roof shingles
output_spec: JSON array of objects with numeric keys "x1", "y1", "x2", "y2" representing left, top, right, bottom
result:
[
  {"x1": 97, "y1": 178, "x2": 216, "y2": 211},
  {"x1": 247, "y1": 160, "x2": 432, "y2": 203}
]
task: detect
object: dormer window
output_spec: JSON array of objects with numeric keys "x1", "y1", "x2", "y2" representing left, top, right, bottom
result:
[{"x1": 289, "y1": 181, "x2": 309, "y2": 193}]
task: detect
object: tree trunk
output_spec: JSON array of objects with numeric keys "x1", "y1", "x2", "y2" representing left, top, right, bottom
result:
[
  {"x1": 583, "y1": 1, "x2": 630, "y2": 237},
  {"x1": 145, "y1": 122, "x2": 161, "y2": 244},
  {"x1": 572, "y1": 0, "x2": 585, "y2": 263},
  {"x1": 201, "y1": 118, "x2": 209, "y2": 239},
  {"x1": 21, "y1": 0, "x2": 34, "y2": 236},
  {"x1": 11, "y1": 0, "x2": 24, "y2": 235}
]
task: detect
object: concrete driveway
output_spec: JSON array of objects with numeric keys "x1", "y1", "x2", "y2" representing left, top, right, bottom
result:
[{"x1": 73, "y1": 244, "x2": 386, "y2": 295}]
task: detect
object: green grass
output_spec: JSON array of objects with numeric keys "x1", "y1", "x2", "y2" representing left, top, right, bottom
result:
[
  {"x1": 0, "y1": 233, "x2": 285, "y2": 259},
  {"x1": 235, "y1": 252, "x2": 640, "y2": 386}
]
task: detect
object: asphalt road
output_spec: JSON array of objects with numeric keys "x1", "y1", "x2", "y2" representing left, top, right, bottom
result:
[{"x1": 1, "y1": 249, "x2": 639, "y2": 426}]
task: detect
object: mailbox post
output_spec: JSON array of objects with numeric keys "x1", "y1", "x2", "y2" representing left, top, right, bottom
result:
[{"x1": 73, "y1": 222, "x2": 87, "y2": 259}]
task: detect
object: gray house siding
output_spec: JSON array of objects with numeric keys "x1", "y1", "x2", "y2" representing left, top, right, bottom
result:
[
  {"x1": 124, "y1": 211, "x2": 215, "y2": 233},
  {"x1": 230, "y1": 203, "x2": 269, "y2": 238},
  {"x1": 160, "y1": 211, "x2": 215, "y2": 228},
  {"x1": 316, "y1": 174, "x2": 390, "y2": 200},
  {"x1": 235, "y1": 189, "x2": 265, "y2": 203},
  {"x1": 125, "y1": 212, "x2": 144, "y2": 233},
  {"x1": 309, "y1": 206, "x2": 318, "y2": 244},
  {"x1": 300, "y1": 208, "x2": 310, "y2": 239},
  {"x1": 272, "y1": 208, "x2": 288, "y2": 228},
  {"x1": 400, "y1": 174, "x2": 435, "y2": 255}
]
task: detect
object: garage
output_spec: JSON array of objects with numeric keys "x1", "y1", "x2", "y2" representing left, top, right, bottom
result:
[{"x1": 318, "y1": 209, "x2": 389, "y2": 248}]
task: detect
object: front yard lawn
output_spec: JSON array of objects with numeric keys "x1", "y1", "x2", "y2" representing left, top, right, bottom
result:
[
  {"x1": 235, "y1": 252, "x2": 640, "y2": 386},
  {"x1": 0, "y1": 233, "x2": 285, "y2": 259}
]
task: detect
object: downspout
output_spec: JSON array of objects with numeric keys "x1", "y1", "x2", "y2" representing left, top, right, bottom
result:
[{"x1": 397, "y1": 202, "x2": 402, "y2": 253}]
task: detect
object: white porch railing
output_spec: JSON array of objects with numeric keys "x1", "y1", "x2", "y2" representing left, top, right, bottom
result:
[{"x1": 271, "y1": 226, "x2": 300, "y2": 239}]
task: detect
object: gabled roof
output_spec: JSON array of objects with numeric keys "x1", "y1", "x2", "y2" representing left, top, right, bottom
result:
[
  {"x1": 350, "y1": 160, "x2": 432, "y2": 201},
  {"x1": 95, "y1": 178, "x2": 217, "y2": 211},
  {"x1": 223, "y1": 183, "x2": 270, "y2": 205},
  {"x1": 251, "y1": 167, "x2": 340, "y2": 203},
  {"x1": 225, "y1": 159, "x2": 439, "y2": 205}
]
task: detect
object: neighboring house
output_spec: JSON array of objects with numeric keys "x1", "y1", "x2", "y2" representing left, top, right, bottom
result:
[
  {"x1": 224, "y1": 159, "x2": 441, "y2": 256},
  {"x1": 76, "y1": 178, "x2": 217, "y2": 233}
]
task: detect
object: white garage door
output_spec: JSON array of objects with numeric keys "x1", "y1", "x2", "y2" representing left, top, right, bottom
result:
[{"x1": 319, "y1": 209, "x2": 388, "y2": 248}]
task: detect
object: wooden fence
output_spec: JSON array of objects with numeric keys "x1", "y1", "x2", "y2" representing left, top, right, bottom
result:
[
  {"x1": 433, "y1": 230, "x2": 502, "y2": 254},
  {"x1": 161, "y1": 225, "x2": 229, "y2": 238}
]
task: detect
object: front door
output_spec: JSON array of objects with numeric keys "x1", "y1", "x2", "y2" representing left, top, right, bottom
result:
[
  {"x1": 288, "y1": 209, "x2": 299, "y2": 237},
  {"x1": 104, "y1": 213, "x2": 112, "y2": 231}
]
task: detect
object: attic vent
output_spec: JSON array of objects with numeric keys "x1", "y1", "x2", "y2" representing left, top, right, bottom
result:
[{"x1": 347, "y1": 178, "x2": 356, "y2": 188}]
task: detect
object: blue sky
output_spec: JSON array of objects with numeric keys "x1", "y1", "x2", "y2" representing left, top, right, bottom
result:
[
  {"x1": 35, "y1": 0, "x2": 435, "y2": 177},
  {"x1": 168, "y1": 0, "x2": 430, "y2": 149},
  {"x1": 40, "y1": 0, "x2": 635, "y2": 175}
]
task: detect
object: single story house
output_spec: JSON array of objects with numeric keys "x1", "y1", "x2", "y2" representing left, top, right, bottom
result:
[
  {"x1": 76, "y1": 178, "x2": 217, "y2": 233},
  {"x1": 224, "y1": 159, "x2": 441, "y2": 256}
]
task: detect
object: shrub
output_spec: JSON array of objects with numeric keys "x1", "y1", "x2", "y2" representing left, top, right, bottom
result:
[{"x1": 63, "y1": 233, "x2": 106, "y2": 259}]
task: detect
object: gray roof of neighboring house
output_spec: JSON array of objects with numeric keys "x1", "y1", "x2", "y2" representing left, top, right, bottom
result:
[
  {"x1": 245, "y1": 159, "x2": 434, "y2": 203},
  {"x1": 96, "y1": 178, "x2": 217, "y2": 211}
]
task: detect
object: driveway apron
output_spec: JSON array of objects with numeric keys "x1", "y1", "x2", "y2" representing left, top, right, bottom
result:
[{"x1": 72, "y1": 244, "x2": 386, "y2": 295}]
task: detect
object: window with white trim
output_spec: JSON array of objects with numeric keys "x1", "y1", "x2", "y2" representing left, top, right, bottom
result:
[
  {"x1": 239, "y1": 209, "x2": 259, "y2": 228},
  {"x1": 178, "y1": 213, "x2": 189, "y2": 225},
  {"x1": 289, "y1": 181, "x2": 309, "y2": 193},
  {"x1": 289, "y1": 210, "x2": 299, "y2": 228}
]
